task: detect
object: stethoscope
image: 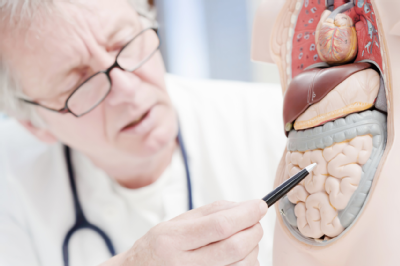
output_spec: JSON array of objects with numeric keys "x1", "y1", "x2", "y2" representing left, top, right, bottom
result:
[{"x1": 62, "y1": 129, "x2": 193, "y2": 266}]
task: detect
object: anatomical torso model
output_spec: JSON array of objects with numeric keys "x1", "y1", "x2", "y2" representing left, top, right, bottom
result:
[{"x1": 252, "y1": 0, "x2": 400, "y2": 265}]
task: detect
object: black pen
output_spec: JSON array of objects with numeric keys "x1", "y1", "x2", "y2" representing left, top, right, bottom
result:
[{"x1": 262, "y1": 163, "x2": 317, "y2": 207}]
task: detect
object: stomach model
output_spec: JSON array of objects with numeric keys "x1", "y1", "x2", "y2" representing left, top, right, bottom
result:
[{"x1": 278, "y1": 0, "x2": 388, "y2": 244}]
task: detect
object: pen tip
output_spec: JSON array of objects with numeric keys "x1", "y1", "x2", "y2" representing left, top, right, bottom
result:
[{"x1": 305, "y1": 163, "x2": 317, "y2": 172}]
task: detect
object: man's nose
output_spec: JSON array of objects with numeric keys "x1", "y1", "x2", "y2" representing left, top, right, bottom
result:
[{"x1": 105, "y1": 67, "x2": 141, "y2": 106}]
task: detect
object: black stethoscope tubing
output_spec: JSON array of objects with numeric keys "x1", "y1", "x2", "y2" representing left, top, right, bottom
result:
[{"x1": 62, "y1": 129, "x2": 193, "y2": 266}]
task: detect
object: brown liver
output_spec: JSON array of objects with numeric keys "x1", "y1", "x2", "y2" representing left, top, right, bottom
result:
[{"x1": 283, "y1": 62, "x2": 371, "y2": 136}]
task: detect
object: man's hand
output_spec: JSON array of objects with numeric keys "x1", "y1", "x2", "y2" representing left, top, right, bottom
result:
[{"x1": 122, "y1": 199, "x2": 268, "y2": 266}]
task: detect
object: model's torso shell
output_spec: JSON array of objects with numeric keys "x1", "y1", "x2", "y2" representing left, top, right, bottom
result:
[{"x1": 270, "y1": 0, "x2": 399, "y2": 265}]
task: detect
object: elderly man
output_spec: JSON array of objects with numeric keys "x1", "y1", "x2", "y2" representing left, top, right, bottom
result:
[{"x1": 0, "y1": 0, "x2": 285, "y2": 265}]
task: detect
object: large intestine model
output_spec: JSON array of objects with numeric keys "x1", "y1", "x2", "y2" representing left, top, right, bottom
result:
[{"x1": 252, "y1": 0, "x2": 400, "y2": 265}]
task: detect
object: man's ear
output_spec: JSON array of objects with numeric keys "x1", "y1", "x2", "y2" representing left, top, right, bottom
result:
[{"x1": 18, "y1": 120, "x2": 57, "y2": 144}]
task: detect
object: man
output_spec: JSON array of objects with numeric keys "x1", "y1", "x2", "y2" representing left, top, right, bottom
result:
[{"x1": 0, "y1": 0, "x2": 286, "y2": 265}]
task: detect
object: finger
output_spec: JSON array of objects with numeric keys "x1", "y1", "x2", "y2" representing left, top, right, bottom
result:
[
  {"x1": 173, "y1": 200, "x2": 267, "y2": 250},
  {"x1": 172, "y1": 200, "x2": 238, "y2": 221},
  {"x1": 188, "y1": 223, "x2": 263, "y2": 266},
  {"x1": 227, "y1": 245, "x2": 259, "y2": 266}
]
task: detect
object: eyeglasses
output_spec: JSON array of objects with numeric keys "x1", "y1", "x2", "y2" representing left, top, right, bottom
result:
[{"x1": 20, "y1": 27, "x2": 160, "y2": 117}]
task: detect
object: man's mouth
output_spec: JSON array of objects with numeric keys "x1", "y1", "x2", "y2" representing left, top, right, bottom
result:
[{"x1": 122, "y1": 109, "x2": 151, "y2": 131}]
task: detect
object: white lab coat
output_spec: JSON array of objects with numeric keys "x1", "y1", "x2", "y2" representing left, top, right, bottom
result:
[{"x1": 0, "y1": 75, "x2": 286, "y2": 266}]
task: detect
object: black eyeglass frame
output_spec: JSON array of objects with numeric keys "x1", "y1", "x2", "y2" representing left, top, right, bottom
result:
[{"x1": 20, "y1": 27, "x2": 160, "y2": 118}]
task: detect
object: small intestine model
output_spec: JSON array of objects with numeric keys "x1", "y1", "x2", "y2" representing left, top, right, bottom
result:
[{"x1": 252, "y1": 0, "x2": 400, "y2": 265}]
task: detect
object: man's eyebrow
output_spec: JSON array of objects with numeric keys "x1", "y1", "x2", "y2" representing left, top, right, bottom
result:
[
  {"x1": 106, "y1": 18, "x2": 138, "y2": 42},
  {"x1": 51, "y1": 68, "x2": 85, "y2": 99}
]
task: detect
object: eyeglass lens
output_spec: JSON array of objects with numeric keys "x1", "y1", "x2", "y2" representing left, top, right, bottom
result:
[
  {"x1": 68, "y1": 73, "x2": 110, "y2": 115},
  {"x1": 117, "y1": 29, "x2": 159, "y2": 71}
]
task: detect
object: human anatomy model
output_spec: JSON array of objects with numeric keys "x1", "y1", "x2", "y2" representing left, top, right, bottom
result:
[{"x1": 252, "y1": 0, "x2": 399, "y2": 265}]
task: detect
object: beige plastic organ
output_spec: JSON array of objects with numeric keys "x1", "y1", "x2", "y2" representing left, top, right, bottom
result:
[
  {"x1": 286, "y1": 135, "x2": 373, "y2": 238},
  {"x1": 294, "y1": 68, "x2": 380, "y2": 130},
  {"x1": 252, "y1": 0, "x2": 399, "y2": 265}
]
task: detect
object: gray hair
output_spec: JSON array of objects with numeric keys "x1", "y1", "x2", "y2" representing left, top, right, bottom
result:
[{"x1": 0, "y1": 0, "x2": 155, "y2": 126}]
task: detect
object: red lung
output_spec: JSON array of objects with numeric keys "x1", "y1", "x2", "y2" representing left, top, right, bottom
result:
[
  {"x1": 343, "y1": 0, "x2": 383, "y2": 73},
  {"x1": 291, "y1": 0, "x2": 326, "y2": 78}
]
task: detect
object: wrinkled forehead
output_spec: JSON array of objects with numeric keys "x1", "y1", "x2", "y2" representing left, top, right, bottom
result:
[
  {"x1": 1, "y1": 0, "x2": 139, "y2": 58},
  {"x1": 0, "y1": 0, "x2": 140, "y2": 97}
]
